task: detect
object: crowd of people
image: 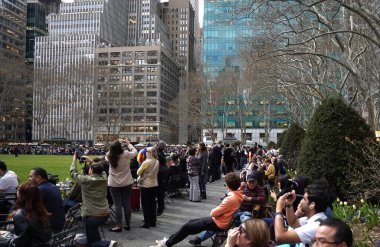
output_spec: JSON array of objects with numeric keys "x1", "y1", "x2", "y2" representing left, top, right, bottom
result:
[{"x1": 0, "y1": 139, "x2": 354, "y2": 247}]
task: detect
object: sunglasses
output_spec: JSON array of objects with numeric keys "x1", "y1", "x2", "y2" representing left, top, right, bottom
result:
[{"x1": 238, "y1": 225, "x2": 247, "y2": 234}]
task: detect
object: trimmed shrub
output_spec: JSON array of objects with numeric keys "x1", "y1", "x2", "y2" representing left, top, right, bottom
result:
[
  {"x1": 280, "y1": 122, "x2": 305, "y2": 170},
  {"x1": 298, "y1": 97, "x2": 373, "y2": 199},
  {"x1": 277, "y1": 129, "x2": 287, "y2": 149},
  {"x1": 267, "y1": 141, "x2": 277, "y2": 150}
]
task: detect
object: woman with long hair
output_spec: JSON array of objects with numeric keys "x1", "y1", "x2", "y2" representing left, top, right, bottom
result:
[
  {"x1": 137, "y1": 147, "x2": 159, "y2": 228},
  {"x1": 106, "y1": 137, "x2": 137, "y2": 232},
  {"x1": 197, "y1": 142, "x2": 208, "y2": 199},
  {"x1": 1, "y1": 181, "x2": 52, "y2": 247},
  {"x1": 225, "y1": 218, "x2": 270, "y2": 247}
]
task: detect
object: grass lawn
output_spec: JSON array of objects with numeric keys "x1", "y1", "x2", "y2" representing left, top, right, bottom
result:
[{"x1": 0, "y1": 154, "x2": 85, "y2": 182}]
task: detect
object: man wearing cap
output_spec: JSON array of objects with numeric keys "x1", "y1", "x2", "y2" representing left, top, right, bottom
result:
[{"x1": 235, "y1": 172, "x2": 267, "y2": 223}]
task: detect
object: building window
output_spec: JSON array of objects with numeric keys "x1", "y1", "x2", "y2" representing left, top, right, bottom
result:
[
  {"x1": 147, "y1": 91, "x2": 157, "y2": 97},
  {"x1": 147, "y1": 108, "x2": 156, "y2": 113}
]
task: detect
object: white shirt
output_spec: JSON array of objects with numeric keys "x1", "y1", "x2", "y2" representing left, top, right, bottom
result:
[
  {"x1": 295, "y1": 212, "x2": 327, "y2": 247},
  {"x1": 0, "y1": 170, "x2": 18, "y2": 193}
]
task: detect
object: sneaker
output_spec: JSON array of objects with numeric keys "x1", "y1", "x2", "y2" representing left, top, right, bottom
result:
[
  {"x1": 109, "y1": 240, "x2": 117, "y2": 247},
  {"x1": 155, "y1": 237, "x2": 169, "y2": 247},
  {"x1": 189, "y1": 237, "x2": 202, "y2": 246}
]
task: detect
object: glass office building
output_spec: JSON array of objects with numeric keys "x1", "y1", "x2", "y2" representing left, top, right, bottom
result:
[{"x1": 203, "y1": 0, "x2": 289, "y2": 145}]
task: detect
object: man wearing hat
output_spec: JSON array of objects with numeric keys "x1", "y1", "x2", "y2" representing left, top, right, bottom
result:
[{"x1": 235, "y1": 172, "x2": 267, "y2": 223}]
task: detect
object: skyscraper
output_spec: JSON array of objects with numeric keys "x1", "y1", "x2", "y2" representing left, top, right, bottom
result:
[
  {"x1": 0, "y1": 0, "x2": 27, "y2": 142},
  {"x1": 26, "y1": 0, "x2": 61, "y2": 64},
  {"x1": 161, "y1": 0, "x2": 197, "y2": 143},
  {"x1": 202, "y1": 0, "x2": 288, "y2": 145},
  {"x1": 33, "y1": 0, "x2": 128, "y2": 143},
  {"x1": 126, "y1": 0, "x2": 171, "y2": 48}
]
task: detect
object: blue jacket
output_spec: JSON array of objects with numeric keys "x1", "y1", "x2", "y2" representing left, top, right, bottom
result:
[{"x1": 39, "y1": 181, "x2": 65, "y2": 233}]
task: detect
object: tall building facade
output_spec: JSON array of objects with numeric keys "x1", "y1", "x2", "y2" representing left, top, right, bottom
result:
[
  {"x1": 188, "y1": 0, "x2": 202, "y2": 70},
  {"x1": 202, "y1": 0, "x2": 289, "y2": 145},
  {"x1": 33, "y1": 0, "x2": 128, "y2": 143},
  {"x1": 94, "y1": 45, "x2": 180, "y2": 144},
  {"x1": 125, "y1": 0, "x2": 171, "y2": 48},
  {"x1": 26, "y1": 0, "x2": 60, "y2": 64},
  {"x1": 161, "y1": 0, "x2": 197, "y2": 143},
  {"x1": 0, "y1": 0, "x2": 27, "y2": 142}
]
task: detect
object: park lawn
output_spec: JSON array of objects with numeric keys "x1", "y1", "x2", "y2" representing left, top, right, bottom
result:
[{"x1": 0, "y1": 154, "x2": 87, "y2": 182}]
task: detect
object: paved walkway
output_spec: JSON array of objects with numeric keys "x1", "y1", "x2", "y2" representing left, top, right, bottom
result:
[{"x1": 103, "y1": 178, "x2": 227, "y2": 247}]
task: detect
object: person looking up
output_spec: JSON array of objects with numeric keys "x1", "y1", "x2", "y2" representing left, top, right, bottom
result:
[
  {"x1": 137, "y1": 147, "x2": 159, "y2": 228},
  {"x1": 70, "y1": 153, "x2": 117, "y2": 247},
  {"x1": 106, "y1": 137, "x2": 137, "y2": 232},
  {"x1": 225, "y1": 218, "x2": 270, "y2": 247},
  {"x1": 274, "y1": 182, "x2": 329, "y2": 247}
]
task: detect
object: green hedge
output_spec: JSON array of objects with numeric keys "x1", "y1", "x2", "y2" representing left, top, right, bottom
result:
[
  {"x1": 280, "y1": 122, "x2": 305, "y2": 170},
  {"x1": 298, "y1": 97, "x2": 373, "y2": 199}
]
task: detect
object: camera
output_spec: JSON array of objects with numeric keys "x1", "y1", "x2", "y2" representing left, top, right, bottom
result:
[{"x1": 75, "y1": 148, "x2": 85, "y2": 163}]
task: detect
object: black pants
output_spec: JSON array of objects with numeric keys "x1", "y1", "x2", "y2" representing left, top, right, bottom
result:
[
  {"x1": 156, "y1": 184, "x2": 166, "y2": 214},
  {"x1": 166, "y1": 217, "x2": 221, "y2": 247},
  {"x1": 225, "y1": 162, "x2": 234, "y2": 173},
  {"x1": 141, "y1": 187, "x2": 158, "y2": 226},
  {"x1": 209, "y1": 165, "x2": 217, "y2": 182}
]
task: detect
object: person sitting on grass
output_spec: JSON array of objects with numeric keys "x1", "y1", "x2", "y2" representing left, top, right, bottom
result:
[{"x1": 154, "y1": 172, "x2": 243, "y2": 247}]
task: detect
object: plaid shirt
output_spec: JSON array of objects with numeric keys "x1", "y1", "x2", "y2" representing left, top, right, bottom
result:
[{"x1": 239, "y1": 184, "x2": 267, "y2": 212}]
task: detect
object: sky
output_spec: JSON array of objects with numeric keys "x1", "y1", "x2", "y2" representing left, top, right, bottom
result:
[{"x1": 199, "y1": 0, "x2": 204, "y2": 27}]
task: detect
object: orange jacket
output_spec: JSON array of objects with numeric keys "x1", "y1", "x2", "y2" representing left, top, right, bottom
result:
[{"x1": 210, "y1": 190, "x2": 243, "y2": 229}]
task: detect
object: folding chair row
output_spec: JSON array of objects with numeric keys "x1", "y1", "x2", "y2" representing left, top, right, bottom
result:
[
  {"x1": 50, "y1": 225, "x2": 78, "y2": 247},
  {"x1": 63, "y1": 203, "x2": 82, "y2": 231}
]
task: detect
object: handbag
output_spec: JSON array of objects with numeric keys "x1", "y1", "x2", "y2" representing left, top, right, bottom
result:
[{"x1": 137, "y1": 160, "x2": 159, "y2": 186}]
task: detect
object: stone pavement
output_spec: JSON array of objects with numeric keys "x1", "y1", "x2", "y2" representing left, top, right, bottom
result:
[{"x1": 103, "y1": 178, "x2": 227, "y2": 247}]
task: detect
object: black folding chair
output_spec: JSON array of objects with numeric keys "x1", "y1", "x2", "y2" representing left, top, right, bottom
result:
[
  {"x1": 63, "y1": 203, "x2": 82, "y2": 231},
  {"x1": 50, "y1": 225, "x2": 78, "y2": 247},
  {"x1": 0, "y1": 193, "x2": 17, "y2": 219}
]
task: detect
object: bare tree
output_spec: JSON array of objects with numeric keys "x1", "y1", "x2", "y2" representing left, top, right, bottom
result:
[{"x1": 235, "y1": 0, "x2": 380, "y2": 129}]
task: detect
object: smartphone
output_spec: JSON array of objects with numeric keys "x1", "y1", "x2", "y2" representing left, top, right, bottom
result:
[{"x1": 286, "y1": 194, "x2": 295, "y2": 199}]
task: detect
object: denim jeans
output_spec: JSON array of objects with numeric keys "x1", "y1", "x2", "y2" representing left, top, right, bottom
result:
[
  {"x1": 84, "y1": 215, "x2": 110, "y2": 247},
  {"x1": 235, "y1": 210, "x2": 252, "y2": 224},
  {"x1": 110, "y1": 185, "x2": 132, "y2": 227},
  {"x1": 199, "y1": 175, "x2": 206, "y2": 194},
  {"x1": 188, "y1": 175, "x2": 200, "y2": 201}
]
